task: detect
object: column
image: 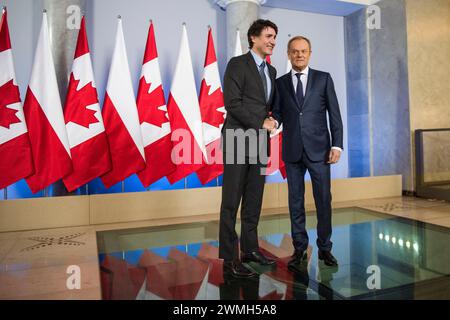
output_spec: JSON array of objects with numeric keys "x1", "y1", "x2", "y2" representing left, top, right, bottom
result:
[
  {"x1": 43, "y1": 0, "x2": 87, "y2": 196},
  {"x1": 215, "y1": 0, "x2": 266, "y2": 60},
  {"x1": 344, "y1": 0, "x2": 412, "y2": 192}
]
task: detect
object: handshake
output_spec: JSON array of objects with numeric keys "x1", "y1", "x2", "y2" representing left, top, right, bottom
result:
[{"x1": 263, "y1": 116, "x2": 278, "y2": 134}]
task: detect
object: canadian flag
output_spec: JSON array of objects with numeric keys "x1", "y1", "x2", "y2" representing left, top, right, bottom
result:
[
  {"x1": 101, "y1": 18, "x2": 146, "y2": 188},
  {"x1": 62, "y1": 17, "x2": 111, "y2": 192},
  {"x1": 195, "y1": 28, "x2": 225, "y2": 185},
  {"x1": 166, "y1": 24, "x2": 207, "y2": 184},
  {"x1": 23, "y1": 12, "x2": 72, "y2": 193},
  {"x1": 0, "y1": 8, "x2": 34, "y2": 189},
  {"x1": 136, "y1": 21, "x2": 175, "y2": 188}
]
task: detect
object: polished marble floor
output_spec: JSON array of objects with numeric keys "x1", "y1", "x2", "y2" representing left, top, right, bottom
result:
[
  {"x1": 0, "y1": 226, "x2": 101, "y2": 299},
  {"x1": 1, "y1": 196, "x2": 449, "y2": 300},
  {"x1": 97, "y1": 206, "x2": 450, "y2": 300}
]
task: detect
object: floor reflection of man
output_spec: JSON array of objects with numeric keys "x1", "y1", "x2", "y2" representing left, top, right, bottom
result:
[
  {"x1": 220, "y1": 274, "x2": 260, "y2": 300},
  {"x1": 291, "y1": 266, "x2": 310, "y2": 300},
  {"x1": 316, "y1": 262, "x2": 339, "y2": 300}
]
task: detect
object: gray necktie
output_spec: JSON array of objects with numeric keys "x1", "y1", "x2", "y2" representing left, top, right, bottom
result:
[{"x1": 259, "y1": 61, "x2": 268, "y2": 102}]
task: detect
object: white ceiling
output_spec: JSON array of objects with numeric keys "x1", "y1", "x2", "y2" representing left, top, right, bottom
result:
[{"x1": 264, "y1": 0, "x2": 380, "y2": 16}]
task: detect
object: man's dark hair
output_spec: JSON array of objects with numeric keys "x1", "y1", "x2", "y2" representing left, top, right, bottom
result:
[{"x1": 247, "y1": 19, "x2": 278, "y2": 49}]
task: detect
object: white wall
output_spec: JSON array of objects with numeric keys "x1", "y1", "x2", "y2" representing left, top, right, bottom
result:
[{"x1": 261, "y1": 6, "x2": 349, "y2": 179}]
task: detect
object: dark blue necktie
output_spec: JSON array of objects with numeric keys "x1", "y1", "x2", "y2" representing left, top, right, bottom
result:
[
  {"x1": 259, "y1": 61, "x2": 268, "y2": 102},
  {"x1": 295, "y1": 73, "x2": 304, "y2": 107}
]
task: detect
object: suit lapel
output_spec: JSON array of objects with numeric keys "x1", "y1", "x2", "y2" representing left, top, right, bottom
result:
[
  {"x1": 245, "y1": 52, "x2": 266, "y2": 102},
  {"x1": 302, "y1": 69, "x2": 315, "y2": 108}
]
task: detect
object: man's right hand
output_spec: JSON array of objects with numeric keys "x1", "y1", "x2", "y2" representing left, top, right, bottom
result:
[{"x1": 263, "y1": 118, "x2": 276, "y2": 133}]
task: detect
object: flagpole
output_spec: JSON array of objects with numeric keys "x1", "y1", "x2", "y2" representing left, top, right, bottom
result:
[
  {"x1": 1, "y1": 8, "x2": 6, "y2": 200},
  {"x1": 43, "y1": 8, "x2": 48, "y2": 200},
  {"x1": 183, "y1": 21, "x2": 187, "y2": 190},
  {"x1": 209, "y1": 23, "x2": 215, "y2": 188},
  {"x1": 118, "y1": 13, "x2": 124, "y2": 196},
  {"x1": 142, "y1": 17, "x2": 150, "y2": 194},
  {"x1": 118, "y1": 10, "x2": 123, "y2": 170},
  {"x1": 42, "y1": 6, "x2": 47, "y2": 169}
]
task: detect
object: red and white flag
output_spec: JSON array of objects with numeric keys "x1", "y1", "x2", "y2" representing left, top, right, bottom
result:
[
  {"x1": 265, "y1": 56, "x2": 286, "y2": 179},
  {"x1": 266, "y1": 125, "x2": 286, "y2": 179},
  {"x1": 0, "y1": 8, "x2": 34, "y2": 189},
  {"x1": 234, "y1": 29, "x2": 242, "y2": 57},
  {"x1": 166, "y1": 24, "x2": 207, "y2": 184},
  {"x1": 23, "y1": 12, "x2": 72, "y2": 193},
  {"x1": 195, "y1": 28, "x2": 225, "y2": 184},
  {"x1": 63, "y1": 17, "x2": 111, "y2": 192},
  {"x1": 286, "y1": 59, "x2": 292, "y2": 73},
  {"x1": 136, "y1": 21, "x2": 175, "y2": 187},
  {"x1": 101, "y1": 18, "x2": 146, "y2": 188}
]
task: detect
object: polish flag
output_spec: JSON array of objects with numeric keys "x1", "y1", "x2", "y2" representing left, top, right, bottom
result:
[
  {"x1": 166, "y1": 24, "x2": 206, "y2": 184},
  {"x1": 101, "y1": 18, "x2": 146, "y2": 188},
  {"x1": 23, "y1": 12, "x2": 72, "y2": 193},
  {"x1": 286, "y1": 59, "x2": 292, "y2": 73},
  {"x1": 266, "y1": 125, "x2": 286, "y2": 179},
  {"x1": 63, "y1": 17, "x2": 111, "y2": 192},
  {"x1": 0, "y1": 8, "x2": 34, "y2": 189},
  {"x1": 265, "y1": 56, "x2": 286, "y2": 179},
  {"x1": 136, "y1": 21, "x2": 175, "y2": 187},
  {"x1": 195, "y1": 28, "x2": 225, "y2": 185}
]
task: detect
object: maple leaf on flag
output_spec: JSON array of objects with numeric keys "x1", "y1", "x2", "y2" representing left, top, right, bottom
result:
[
  {"x1": 199, "y1": 80, "x2": 224, "y2": 128},
  {"x1": 137, "y1": 77, "x2": 168, "y2": 127},
  {"x1": 64, "y1": 73, "x2": 99, "y2": 128},
  {"x1": 0, "y1": 79, "x2": 21, "y2": 129}
]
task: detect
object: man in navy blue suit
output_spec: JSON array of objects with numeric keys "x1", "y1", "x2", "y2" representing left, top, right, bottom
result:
[{"x1": 271, "y1": 36, "x2": 343, "y2": 268}]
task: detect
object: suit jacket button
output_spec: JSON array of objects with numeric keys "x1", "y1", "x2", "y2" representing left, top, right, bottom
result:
[{"x1": 300, "y1": 113, "x2": 303, "y2": 116}]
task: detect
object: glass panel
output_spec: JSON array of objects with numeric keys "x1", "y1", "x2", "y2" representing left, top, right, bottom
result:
[
  {"x1": 422, "y1": 130, "x2": 450, "y2": 184},
  {"x1": 97, "y1": 207, "x2": 450, "y2": 300}
]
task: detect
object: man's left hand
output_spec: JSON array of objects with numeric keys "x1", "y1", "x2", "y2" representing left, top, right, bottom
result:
[{"x1": 327, "y1": 149, "x2": 341, "y2": 164}]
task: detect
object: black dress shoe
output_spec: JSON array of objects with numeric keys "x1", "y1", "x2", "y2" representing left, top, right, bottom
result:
[
  {"x1": 241, "y1": 251, "x2": 276, "y2": 265},
  {"x1": 288, "y1": 250, "x2": 307, "y2": 265},
  {"x1": 223, "y1": 261, "x2": 257, "y2": 278},
  {"x1": 318, "y1": 250, "x2": 338, "y2": 266}
]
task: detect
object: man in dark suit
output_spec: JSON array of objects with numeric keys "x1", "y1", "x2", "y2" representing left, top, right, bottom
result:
[
  {"x1": 272, "y1": 36, "x2": 343, "y2": 268},
  {"x1": 219, "y1": 19, "x2": 278, "y2": 278}
]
